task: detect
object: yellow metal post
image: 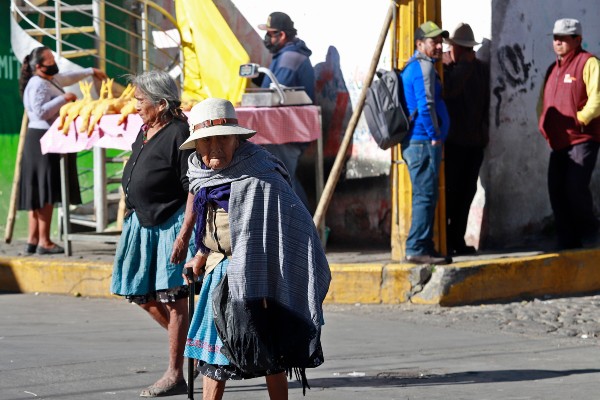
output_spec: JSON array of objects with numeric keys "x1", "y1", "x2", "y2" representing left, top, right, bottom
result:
[{"x1": 390, "y1": 0, "x2": 447, "y2": 261}]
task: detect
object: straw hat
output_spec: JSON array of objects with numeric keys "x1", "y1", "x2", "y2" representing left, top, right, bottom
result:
[
  {"x1": 447, "y1": 23, "x2": 480, "y2": 47},
  {"x1": 179, "y1": 98, "x2": 256, "y2": 150}
]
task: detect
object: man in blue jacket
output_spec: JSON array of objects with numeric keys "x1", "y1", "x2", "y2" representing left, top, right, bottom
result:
[
  {"x1": 401, "y1": 21, "x2": 451, "y2": 265},
  {"x1": 258, "y1": 11, "x2": 314, "y2": 208}
]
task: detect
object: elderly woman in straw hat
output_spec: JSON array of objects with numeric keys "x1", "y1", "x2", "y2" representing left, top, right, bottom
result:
[
  {"x1": 110, "y1": 70, "x2": 195, "y2": 397},
  {"x1": 180, "y1": 98, "x2": 331, "y2": 399}
]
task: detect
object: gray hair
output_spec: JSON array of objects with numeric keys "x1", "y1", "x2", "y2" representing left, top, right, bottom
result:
[{"x1": 130, "y1": 70, "x2": 185, "y2": 122}]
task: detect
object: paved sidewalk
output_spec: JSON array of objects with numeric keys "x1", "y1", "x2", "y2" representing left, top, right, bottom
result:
[{"x1": 2, "y1": 293, "x2": 600, "y2": 400}]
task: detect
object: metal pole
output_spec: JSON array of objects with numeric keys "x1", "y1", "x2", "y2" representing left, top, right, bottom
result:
[
  {"x1": 93, "y1": 146, "x2": 107, "y2": 232},
  {"x1": 141, "y1": 3, "x2": 149, "y2": 72},
  {"x1": 54, "y1": 0, "x2": 62, "y2": 58},
  {"x1": 59, "y1": 155, "x2": 72, "y2": 256},
  {"x1": 92, "y1": 0, "x2": 106, "y2": 71},
  {"x1": 313, "y1": 0, "x2": 397, "y2": 229},
  {"x1": 315, "y1": 108, "x2": 325, "y2": 246}
]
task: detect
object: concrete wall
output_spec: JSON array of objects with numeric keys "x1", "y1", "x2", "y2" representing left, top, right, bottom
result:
[{"x1": 485, "y1": 0, "x2": 600, "y2": 247}]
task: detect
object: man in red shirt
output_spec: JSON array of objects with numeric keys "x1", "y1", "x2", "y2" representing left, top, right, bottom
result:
[{"x1": 538, "y1": 18, "x2": 600, "y2": 249}]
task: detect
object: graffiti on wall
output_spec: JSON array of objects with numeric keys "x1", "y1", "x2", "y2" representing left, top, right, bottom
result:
[{"x1": 492, "y1": 43, "x2": 538, "y2": 127}]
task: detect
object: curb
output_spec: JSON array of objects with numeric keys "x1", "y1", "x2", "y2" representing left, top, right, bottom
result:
[
  {"x1": 412, "y1": 249, "x2": 600, "y2": 305},
  {"x1": 1, "y1": 249, "x2": 599, "y2": 305},
  {"x1": 0, "y1": 257, "x2": 114, "y2": 298}
]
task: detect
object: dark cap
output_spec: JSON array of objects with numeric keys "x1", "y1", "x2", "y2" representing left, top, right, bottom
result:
[
  {"x1": 258, "y1": 12, "x2": 295, "y2": 32},
  {"x1": 415, "y1": 20, "x2": 449, "y2": 40}
]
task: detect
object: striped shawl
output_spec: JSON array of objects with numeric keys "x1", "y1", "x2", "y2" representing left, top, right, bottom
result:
[{"x1": 187, "y1": 140, "x2": 331, "y2": 369}]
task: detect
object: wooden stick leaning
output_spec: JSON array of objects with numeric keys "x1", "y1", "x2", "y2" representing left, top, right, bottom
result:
[
  {"x1": 313, "y1": 0, "x2": 396, "y2": 228},
  {"x1": 5, "y1": 112, "x2": 29, "y2": 244}
]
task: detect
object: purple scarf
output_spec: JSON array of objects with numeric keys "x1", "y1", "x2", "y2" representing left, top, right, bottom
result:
[{"x1": 193, "y1": 184, "x2": 231, "y2": 255}]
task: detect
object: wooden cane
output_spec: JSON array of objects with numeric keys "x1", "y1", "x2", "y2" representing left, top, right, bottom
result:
[
  {"x1": 313, "y1": 1, "x2": 396, "y2": 228},
  {"x1": 5, "y1": 112, "x2": 29, "y2": 244}
]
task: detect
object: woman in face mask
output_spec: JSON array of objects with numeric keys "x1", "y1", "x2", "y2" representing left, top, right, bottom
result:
[{"x1": 18, "y1": 46, "x2": 106, "y2": 255}]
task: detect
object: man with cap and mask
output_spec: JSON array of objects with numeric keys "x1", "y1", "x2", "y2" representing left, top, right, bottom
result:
[
  {"x1": 401, "y1": 21, "x2": 451, "y2": 265},
  {"x1": 442, "y1": 23, "x2": 490, "y2": 256},
  {"x1": 538, "y1": 18, "x2": 600, "y2": 249},
  {"x1": 257, "y1": 11, "x2": 315, "y2": 208}
]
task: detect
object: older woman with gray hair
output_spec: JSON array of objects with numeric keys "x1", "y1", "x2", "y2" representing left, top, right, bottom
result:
[
  {"x1": 181, "y1": 98, "x2": 330, "y2": 399},
  {"x1": 110, "y1": 70, "x2": 195, "y2": 397}
]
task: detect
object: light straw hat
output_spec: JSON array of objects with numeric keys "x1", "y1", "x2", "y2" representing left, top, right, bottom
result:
[{"x1": 179, "y1": 98, "x2": 256, "y2": 150}]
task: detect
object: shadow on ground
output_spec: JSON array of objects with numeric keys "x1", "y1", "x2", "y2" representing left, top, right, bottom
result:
[{"x1": 299, "y1": 368, "x2": 600, "y2": 389}]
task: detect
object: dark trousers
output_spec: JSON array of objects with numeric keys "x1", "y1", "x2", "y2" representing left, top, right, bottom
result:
[
  {"x1": 444, "y1": 143, "x2": 484, "y2": 251},
  {"x1": 548, "y1": 140, "x2": 600, "y2": 249}
]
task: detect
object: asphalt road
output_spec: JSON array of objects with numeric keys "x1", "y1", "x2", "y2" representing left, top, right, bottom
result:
[{"x1": 1, "y1": 293, "x2": 600, "y2": 400}]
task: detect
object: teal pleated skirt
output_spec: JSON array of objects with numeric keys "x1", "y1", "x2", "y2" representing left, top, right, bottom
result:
[
  {"x1": 184, "y1": 259, "x2": 230, "y2": 366},
  {"x1": 110, "y1": 206, "x2": 195, "y2": 296}
]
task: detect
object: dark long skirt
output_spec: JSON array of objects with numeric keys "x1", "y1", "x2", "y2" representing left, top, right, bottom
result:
[{"x1": 18, "y1": 127, "x2": 82, "y2": 211}]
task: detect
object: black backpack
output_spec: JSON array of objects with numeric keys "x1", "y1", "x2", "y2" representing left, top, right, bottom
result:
[{"x1": 363, "y1": 67, "x2": 416, "y2": 150}]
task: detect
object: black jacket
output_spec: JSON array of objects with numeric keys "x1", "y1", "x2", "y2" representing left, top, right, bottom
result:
[{"x1": 122, "y1": 118, "x2": 193, "y2": 227}]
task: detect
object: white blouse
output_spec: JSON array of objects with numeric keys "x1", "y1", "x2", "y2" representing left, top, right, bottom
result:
[{"x1": 23, "y1": 68, "x2": 93, "y2": 129}]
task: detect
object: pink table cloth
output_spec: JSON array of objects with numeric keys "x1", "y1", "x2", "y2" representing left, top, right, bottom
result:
[
  {"x1": 41, "y1": 105, "x2": 321, "y2": 154},
  {"x1": 236, "y1": 105, "x2": 321, "y2": 145}
]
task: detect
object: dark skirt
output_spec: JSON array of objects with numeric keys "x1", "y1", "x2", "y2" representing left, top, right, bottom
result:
[{"x1": 18, "y1": 127, "x2": 81, "y2": 211}]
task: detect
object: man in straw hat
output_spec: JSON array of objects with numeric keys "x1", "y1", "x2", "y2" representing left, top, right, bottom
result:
[
  {"x1": 401, "y1": 21, "x2": 451, "y2": 265},
  {"x1": 181, "y1": 98, "x2": 330, "y2": 399},
  {"x1": 442, "y1": 23, "x2": 490, "y2": 256},
  {"x1": 538, "y1": 18, "x2": 600, "y2": 249}
]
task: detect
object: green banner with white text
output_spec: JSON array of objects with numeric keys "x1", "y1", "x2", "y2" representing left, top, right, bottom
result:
[{"x1": 0, "y1": 4, "x2": 23, "y2": 134}]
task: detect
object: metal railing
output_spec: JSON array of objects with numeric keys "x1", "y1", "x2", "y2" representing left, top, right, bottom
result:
[
  {"x1": 10, "y1": 0, "x2": 185, "y2": 237},
  {"x1": 11, "y1": 0, "x2": 183, "y2": 78}
]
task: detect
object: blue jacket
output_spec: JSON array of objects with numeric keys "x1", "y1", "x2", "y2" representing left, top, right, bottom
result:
[
  {"x1": 262, "y1": 38, "x2": 315, "y2": 102},
  {"x1": 401, "y1": 50, "x2": 449, "y2": 141}
]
